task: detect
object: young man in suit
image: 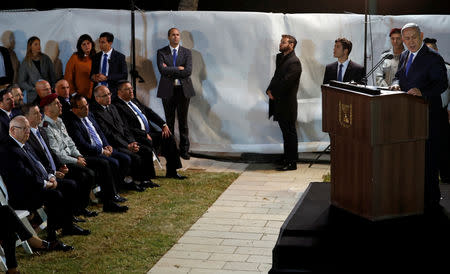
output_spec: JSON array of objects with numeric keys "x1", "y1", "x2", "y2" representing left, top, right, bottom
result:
[
  {"x1": 0, "y1": 88, "x2": 20, "y2": 144},
  {"x1": 391, "y1": 23, "x2": 448, "y2": 212},
  {"x1": 157, "y1": 28, "x2": 195, "y2": 160},
  {"x1": 266, "y1": 34, "x2": 302, "y2": 171},
  {"x1": 323, "y1": 37, "x2": 365, "y2": 85},
  {"x1": 90, "y1": 32, "x2": 128, "y2": 97}
]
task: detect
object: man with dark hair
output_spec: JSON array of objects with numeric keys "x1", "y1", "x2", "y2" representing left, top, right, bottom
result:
[
  {"x1": 8, "y1": 84, "x2": 24, "y2": 110},
  {"x1": 323, "y1": 37, "x2": 364, "y2": 84},
  {"x1": 90, "y1": 32, "x2": 128, "y2": 97},
  {"x1": 157, "y1": 27, "x2": 195, "y2": 160},
  {"x1": 266, "y1": 34, "x2": 302, "y2": 171},
  {"x1": 113, "y1": 80, "x2": 185, "y2": 179},
  {"x1": 0, "y1": 88, "x2": 19, "y2": 143},
  {"x1": 391, "y1": 23, "x2": 448, "y2": 212},
  {"x1": 376, "y1": 28, "x2": 405, "y2": 87}
]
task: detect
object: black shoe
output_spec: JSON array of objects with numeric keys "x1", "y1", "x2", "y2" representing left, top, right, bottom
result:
[
  {"x1": 103, "y1": 201, "x2": 129, "y2": 213},
  {"x1": 72, "y1": 216, "x2": 86, "y2": 223},
  {"x1": 113, "y1": 194, "x2": 128, "y2": 203},
  {"x1": 40, "y1": 240, "x2": 74, "y2": 252},
  {"x1": 141, "y1": 180, "x2": 160, "y2": 188},
  {"x1": 80, "y1": 209, "x2": 98, "y2": 217},
  {"x1": 276, "y1": 163, "x2": 297, "y2": 171},
  {"x1": 166, "y1": 172, "x2": 187, "y2": 180},
  {"x1": 123, "y1": 182, "x2": 146, "y2": 192},
  {"x1": 62, "y1": 224, "x2": 91, "y2": 236},
  {"x1": 180, "y1": 152, "x2": 190, "y2": 160}
]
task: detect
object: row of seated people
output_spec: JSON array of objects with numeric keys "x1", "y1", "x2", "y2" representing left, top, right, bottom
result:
[{"x1": 0, "y1": 80, "x2": 186, "y2": 266}]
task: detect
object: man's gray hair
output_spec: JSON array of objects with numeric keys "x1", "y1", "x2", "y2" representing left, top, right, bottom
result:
[
  {"x1": 401, "y1": 23, "x2": 421, "y2": 34},
  {"x1": 9, "y1": 115, "x2": 27, "y2": 129}
]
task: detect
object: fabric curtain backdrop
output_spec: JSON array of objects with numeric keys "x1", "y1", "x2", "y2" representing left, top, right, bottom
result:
[{"x1": 1, "y1": 9, "x2": 448, "y2": 153}]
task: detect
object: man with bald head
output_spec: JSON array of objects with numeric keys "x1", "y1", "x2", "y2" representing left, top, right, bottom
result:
[
  {"x1": 32, "y1": 79, "x2": 52, "y2": 107},
  {"x1": 55, "y1": 79, "x2": 72, "y2": 117},
  {"x1": 391, "y1": 23, "x2": 448, "y2": 212}
]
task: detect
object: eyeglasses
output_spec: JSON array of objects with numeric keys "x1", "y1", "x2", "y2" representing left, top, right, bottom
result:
[
  {"x1": 98, "y1": 93, "x2": 112, "y2": 98},
  {"x1": 13, "y1": 126, "x2": 31, "y2": 132}
]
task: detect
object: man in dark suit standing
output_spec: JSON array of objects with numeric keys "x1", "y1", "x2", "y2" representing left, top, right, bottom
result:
[
  {"x1": 157, "y1": 28, "x2": 195, "y2": 160},
  {"x1": 323, "y1": 38, "x2": 365, "y2": 84},
  {"x1": 266, "y1": 34, "x2": 302, "y2": 171},
  {"x1": 0, "y1": 46, "x2": 14, "y2": 87},
  {"x1": 390, "y1": 23, "x2": 448, "y2": 212},
  {"x1": 90, "y1": 32, "x2": 128, "y2": 97},
  {"x1": 114, "y1": 80, "x2": 185, "y2": 179}
]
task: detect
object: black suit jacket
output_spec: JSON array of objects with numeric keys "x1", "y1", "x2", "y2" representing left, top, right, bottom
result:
[
  {"x1": 90, "y1": 100, "x2": 135, "y2": 149},
  {"x1": 58, "y1": 96, "x2": 72, "y2": 119},
  {"x1": 267, "y1": 51, "x2": 302, "y2": 122},
  {"x1": 323, "y1": 60, "x2": 365, "y2": 84},
  {"x1": 156, "y1": 45, "x2": 195, "y2": 99},
  {"x1": 0, "y1": 108, "x2": 20, "y2": 144},
  {"x1": 0, "y1": 46, "x2": 14, "y2": 86},
  {"x1": 112, "y1": 97, "x2": 166, "y2": 143},
  {"x1": 26, "y1": 128, "x2": 63, "y2": 174},
  {"x1": 90, "y1": 49, "x2": 128, "y2": 94},
  {"x1": 63, "y1": 111, "x2": 110, "y2": 156},
  {"x1": 0, "y1": 136, "x2": 47, "y2": 210}
]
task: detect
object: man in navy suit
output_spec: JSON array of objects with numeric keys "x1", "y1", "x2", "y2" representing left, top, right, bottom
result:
[
  {"x1": 391, "y1": 23, "x2": 448, "y2": 212},
  {"x1": 90, "y1": 32, "x2": 128, "y2": 97},
  {"x1": 0, "y1": 88, "x2": 20, "y2": 144},
  {"x1": 323, "y1": 38, "x2": 365, "y2": 84},
  {"x1": 157, "y1": 28, "x2": 195, "y2": 160}
]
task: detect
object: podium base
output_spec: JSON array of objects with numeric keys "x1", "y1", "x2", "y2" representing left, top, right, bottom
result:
[{"x1": 269, "y1": 182, "x2": 450, "y2": 274}]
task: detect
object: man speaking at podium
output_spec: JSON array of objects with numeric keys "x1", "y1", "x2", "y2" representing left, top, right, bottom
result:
[{"x1": 391, "y1": 23, "x2": 448, "y2": 212}]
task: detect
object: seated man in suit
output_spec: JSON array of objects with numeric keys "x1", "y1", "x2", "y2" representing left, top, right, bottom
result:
[
  {"x1": 91, "y1": 85, "x2": 160, "y2": 188},
  {"x1": 9, "y1": 84, "x2": 24, "y2": 113},
  {"x1": 0, "y1": 116, "x2": 90, "y2": 241},
  {"x1": 32, "y1": 80, "x2": 52, "y2": 107},
  {"x1": 0, "y1": 88, "x2": 21, "y2": 144},
  {"x1": 90, "y1": 32, "x2": 128, "y2": 97},
  {"x1": 113, "y1": 80, "x2": 186, "y2": 179},
  {"x1": 23, "y1": 103, "x2": 97, "y2": 219},
  {"x1": 39, "y1": 93, "x2": 128, "y2": 213},
  {"x1": 323, "y1": 37, "x2": 365, "y2": 84},
  {"x1": 63, "y1": 94, "x2": 147, "y2": 192},
  {"x1": 55, "y1": 79, "x2": 72, "y2": 119}
]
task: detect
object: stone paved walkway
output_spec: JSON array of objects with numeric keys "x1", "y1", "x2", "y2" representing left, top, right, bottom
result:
[{"x1": 148, "y1": 157, "x2": 330, "y2": 274}]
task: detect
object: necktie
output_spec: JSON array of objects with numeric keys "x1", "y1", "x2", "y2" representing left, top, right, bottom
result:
[
  {"x1": 8, "y1": 112, "x2": 13, "y2": 120},
  {"x1": 337, "y1": 63, "x2": 344, "y2": 82},
  {"x1": 405, "y1": 53, "x2": 414, "y2": 76},
  {"x1": 101, "y1": 53, "x2": 108, "y2": 86},
  {"x1": 36, "y1": 130, "x2": 56, "y2": 172},
  {"x1": 128, "y1": 101, "x2": 150, "y2": 133},
  {"x1": 23, "y1": 145, "x2": 48, "y2": 180},
  {"x1": 83, "y1": 117, "x2": 103, "y2": 151},
  {"x1": 173, "y1": 49, "x2": 177, "y2": 66}
]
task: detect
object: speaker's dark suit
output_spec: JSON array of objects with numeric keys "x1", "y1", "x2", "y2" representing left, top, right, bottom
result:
[
  {"x1": 90, "y1": 49, "x2": 128, "y2": 96},
  {"x1": 90, "y1": 100, "x2": 155, "y2": 181},
  {"x1": 113, "y1": 97, "x2": 182, "y2": 175},
  {"x1": 157, "y1": 45, "x2": 195, "y2": 154},
  {"x1": 267, "y1": 51, "x2": 302, "y2": 163},
  {"x1": 0, "y1": 136, "x2": 73, "y2": 235},
  {"x1": 394, "y1": 44, "x2": 448, "y2": 208},
  {"x1": 0, "y1": 46, "x2": 14, "y2": 86},
  {"x1": 323, "y1": 60, "x2": 365, "y2": 84}
]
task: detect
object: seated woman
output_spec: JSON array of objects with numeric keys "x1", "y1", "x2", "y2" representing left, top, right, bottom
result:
[{"x1": 0, "y1": 205, "x2": 73, "y2": 274}]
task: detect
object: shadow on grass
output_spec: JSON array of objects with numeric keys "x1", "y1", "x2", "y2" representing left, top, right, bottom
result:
[{"x1": 16, "y1": 170, "x2": 240, "y2": 273}]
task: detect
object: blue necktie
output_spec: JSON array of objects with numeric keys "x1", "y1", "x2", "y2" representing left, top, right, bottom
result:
[
  {"x1": 173, "y1": 49, "x2": 177, "y2": 67},
  {"x1": 405, "y1": 53, "x2": 414, "y2": 76},
  {"x1": 337, "y1": 63, "x2": 344, "y2": 82},
  {"x1": 101, "y1": 53, "x2": 108, "y2": 86},
  {"x1": 128, "y1": 102, "x2": 150, "y2": 133},
  {"x1": 83, "y1": 117, "x2": 103, "y2": 151},
  {"x1": 8, "y1": 112, "x2": 13, "y2": 120},
  {"x1": 23, "y1": 145, "x2": 48, "y2": 181},
  {"x1": 36, "y1": 130, "x2": 56, "y2": 172}
]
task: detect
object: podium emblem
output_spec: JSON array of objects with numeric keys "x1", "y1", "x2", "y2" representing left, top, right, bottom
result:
[{"x1": 338, "y1": 101, "x2": 352, "y2": 128}]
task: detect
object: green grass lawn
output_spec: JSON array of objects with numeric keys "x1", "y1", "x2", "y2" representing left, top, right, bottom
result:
[{"x1": 15, "y1": 170, "x2": 240, "y2": 273}]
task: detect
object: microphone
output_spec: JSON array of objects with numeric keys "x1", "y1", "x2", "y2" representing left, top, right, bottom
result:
[{"x1": 361, "y1": 53, "x2": 394, "y2": 85}]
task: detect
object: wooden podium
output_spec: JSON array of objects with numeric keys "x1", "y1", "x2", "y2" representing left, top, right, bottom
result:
[{"x1": 322, "y1": 82, "x2": 428, "y2": 220}]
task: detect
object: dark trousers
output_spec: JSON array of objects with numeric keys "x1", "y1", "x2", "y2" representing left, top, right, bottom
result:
[
  {"x1": 117, "y1": 147, "x2": 155, "y2": 180},
  {"x1": 162, "y1": 86, "x2": 191, "y2": 154},
  {"x1": 84, "y1": 156, "x2": 118, "y2": 201},
  {"x1": 278, "y1": 119, "x2": 298, "y2": 163},
  {"x1": 0, "y1": 205, "x2": 33, "y2": 269},
  {"x1": 42, "y1": 186, "x2": 74, "y2": 240},
  {"x1": 439, "y1": 107, "x2": 450, "y2": 183},
  {"x1": 139, "y1": 133, "x2": 182, "y2": 175},
  {"x1": 65, "y1": 164, "x2": 95, "y2": 213}
]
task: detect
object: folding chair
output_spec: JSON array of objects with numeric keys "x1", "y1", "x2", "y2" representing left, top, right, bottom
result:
[{"x1": 0, "y1": 245, "x2": 7, "y2": 271}]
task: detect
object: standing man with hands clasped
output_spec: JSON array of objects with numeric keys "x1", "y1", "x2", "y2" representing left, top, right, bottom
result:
[
  {"x1": 390, "y1": 23, "x2": 448, "y2": 213},
  {"x1": 157, "y1": 28, "x2": 195, "y2": 160},
  {"x1": 266, "y1": 34, "x2": 302, "y2": 171}
]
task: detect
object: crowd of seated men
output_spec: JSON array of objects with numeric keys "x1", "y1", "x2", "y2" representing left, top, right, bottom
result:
[{"x1": 0, "y1": 79, "x2": 187, "y2": 273}]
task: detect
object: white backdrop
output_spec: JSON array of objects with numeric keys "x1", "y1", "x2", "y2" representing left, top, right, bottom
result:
[{"x1": 1, "y1": 9, "x2": 449, "y2": 153}]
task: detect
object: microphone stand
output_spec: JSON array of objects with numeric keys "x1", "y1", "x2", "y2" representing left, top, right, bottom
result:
[
  {"x1": 361, "y1": 54, "x2": 393, "y2": 85},
  {"x1": 130, "y1": 0, "x2": 145, "y2": 98}
]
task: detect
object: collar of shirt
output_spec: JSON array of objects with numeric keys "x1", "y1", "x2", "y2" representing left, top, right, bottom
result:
[
  {"x1": 409, "y1": 42, "x2": 424, "y2": 62},
  {"x1": 169, "y1": 44, "x2": 180, "y2": 54},
  {"x1": 337, "y1": 59, "x2": 350, "y2": 79},
  {"x1": 102, "y1": 48, "x2": 113, "y2": 58},
  {"x1": 0, "y1": 108, "x2": 11, "y2": 117},
  {"x1": 42, "y1": 115, "x2": 62, "y2": 128},
  {"x1": 9, "y1": 134, "x2": 24, "y2": 148}
]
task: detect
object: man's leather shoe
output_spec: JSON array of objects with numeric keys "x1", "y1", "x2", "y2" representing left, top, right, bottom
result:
[
  {"x1": 39, "y1": 240, "x2": 74, "y2": 252},
  {"x1": 166, "y1": 172, "x2": 187, "y2": 180},
  {"x1": 103, "y1": 201, "x2": 128, "y2": 213},
  {"x1": 180, "y1": 152, "x2": 190, "y2": 160},
  {"x1": 73, "y1": 216, "x2": 86, "y2": 223},
  {"x1": 62, "y1": 224, "x2": 91, "y2": 236},
  {"x1": 113, "y1": 194, "x2": 127, "y2": 203},
  {"x1": 123, "y1": 182, "x2": 146, "y2": 192},
  {"x1": 80, "y1": 209, "x2": 98, "y2": 217},
  {"x1": 141, "y1": 180, "x2": 160, "y2": 188},
  {"x1": 276, "y1": 163, "x2": 297, "y2": 171}
]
